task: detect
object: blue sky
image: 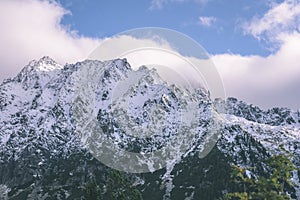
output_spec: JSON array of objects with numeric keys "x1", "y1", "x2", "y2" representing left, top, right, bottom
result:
[
  {"x1": 0, "y1": 0, "x2": 299, "y2": 109},
  {"x1": 58, "y1": 0, "x2": 271, "y2": 56}
]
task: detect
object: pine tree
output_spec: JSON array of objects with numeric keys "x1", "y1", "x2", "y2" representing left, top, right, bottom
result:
[
  {"x1": 84, "y1": 170, "x2": 142, "y2": 200},
  {"x1": 104, "y1": 170, "x2": 142, "y2": 200},
  {"x1": 84, "y1": 181, "x2": 102, "y2": 200},
  {"x1": 222, "y1": 151, "x2": 296, "y2": 200}
]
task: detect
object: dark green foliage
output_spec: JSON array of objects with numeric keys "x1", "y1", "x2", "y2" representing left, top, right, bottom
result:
[
  {"x1": 138, "y1": 146, "x2": 232, "y2": 200},
  {"x1": 104, "y1": 170, "x2": 142, "y2": 200},
  {"x1": 84, "y1": 181, "x2": 102, "y2": 200},
  {"x1": 172, "y1": 147, "x2": 232, "y2": 199},
  {"x1": 84, "y1": 170, "x2": 142, "y2": 200},
  {"x1": 223, "y1": 151, "x2": 296, "y2": 200}
]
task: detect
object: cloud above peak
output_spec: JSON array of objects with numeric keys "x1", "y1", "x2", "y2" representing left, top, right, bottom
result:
[
  {"x1": 209, "y1": 0, "x2": 300, "y2": 109},
  {"x1": 0, "y1": 0, "x2": 299, "y2": 110},
  {"x1": 0, "y1": 0, "x2": 101, "y2": 82},
  {"x1": 213, "y1": 31, "x2": 300, "y2": 109},
  {"x1": 243, "y1": 0, "x2": 300, "y2": 42}
]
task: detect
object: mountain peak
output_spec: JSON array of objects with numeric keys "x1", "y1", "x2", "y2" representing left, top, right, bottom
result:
[
  {"x1": 6, "y1": 56, "x2": 63, "y2": 90},
  {"x1": 0, "y1": 57, "x2": 300, "y2": 199},
  {"x1": 34, "y1": 56, "x2": 63, "y2": 72},
  {"x1": 15, "y1": 56, "x2": 62, "y2": 79},
  {"x1": 38, "y1": 55, "x2": 56, "y2": 63}
]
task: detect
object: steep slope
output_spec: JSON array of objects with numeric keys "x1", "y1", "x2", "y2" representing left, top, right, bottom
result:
[{"x1": 0, "y1": 57, "x2": 299, "y2": 199}]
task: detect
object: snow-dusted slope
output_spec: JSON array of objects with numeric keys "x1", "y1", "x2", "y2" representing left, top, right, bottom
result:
[{"x1": 0, "y1": 57, "x2": 299, "y2": 199}]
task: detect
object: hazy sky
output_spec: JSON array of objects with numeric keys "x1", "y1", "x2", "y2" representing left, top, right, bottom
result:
[{"x1": 0, "y1": 0, "x2": 299, "y2": 109}]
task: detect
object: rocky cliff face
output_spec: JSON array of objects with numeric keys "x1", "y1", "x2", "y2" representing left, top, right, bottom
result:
[{"x1": 0, "y1": 57, "x2": 299, "y2": 199}]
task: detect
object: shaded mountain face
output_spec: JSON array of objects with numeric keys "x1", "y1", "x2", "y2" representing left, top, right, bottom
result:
[{"x1": 0, "y1": 57, "x2": 299, "y2": 199}]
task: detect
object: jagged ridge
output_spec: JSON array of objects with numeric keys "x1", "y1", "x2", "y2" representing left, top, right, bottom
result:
[{"x1": 0, "y1": 57, "x2": 299, "y2": 199}]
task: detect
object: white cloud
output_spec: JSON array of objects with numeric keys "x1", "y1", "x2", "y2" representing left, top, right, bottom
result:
[
  {"x1": 0, "y1": 0, "x2": 299, "y2": 110},
  {"x1": 243, "y1": 0, "x2": 300, "y2": 41},
  {"x1": 212, "y1": 31, "x2": 300, "y2": 109},
  {"x1": 0, "y1": 0, "x2": 101, "y2": 82},
  {"x1": 91, "y1": 30, "x2": 300, "y2": 109},
  {"x1": 217, "y1": 0, "x2": 300, "y2": 109},
  {"x1": 150, "y1": 0, "x2": 208, "y2": 10},
  {"x1": 89, "y1": 33, "x2": 225, "y2": 101},
  {"x1": 198, "y1": 16, "x2": 216, "y2": 27}
]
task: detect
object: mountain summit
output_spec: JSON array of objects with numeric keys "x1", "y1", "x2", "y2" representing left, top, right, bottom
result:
[{"x1": 0, "y1": 57, "x2": 299, "y2": 199}]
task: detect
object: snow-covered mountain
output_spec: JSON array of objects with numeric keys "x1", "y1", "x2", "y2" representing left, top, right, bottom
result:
[{"x1": 0, "y1": 57, "x2": 299, "y2": 199}]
